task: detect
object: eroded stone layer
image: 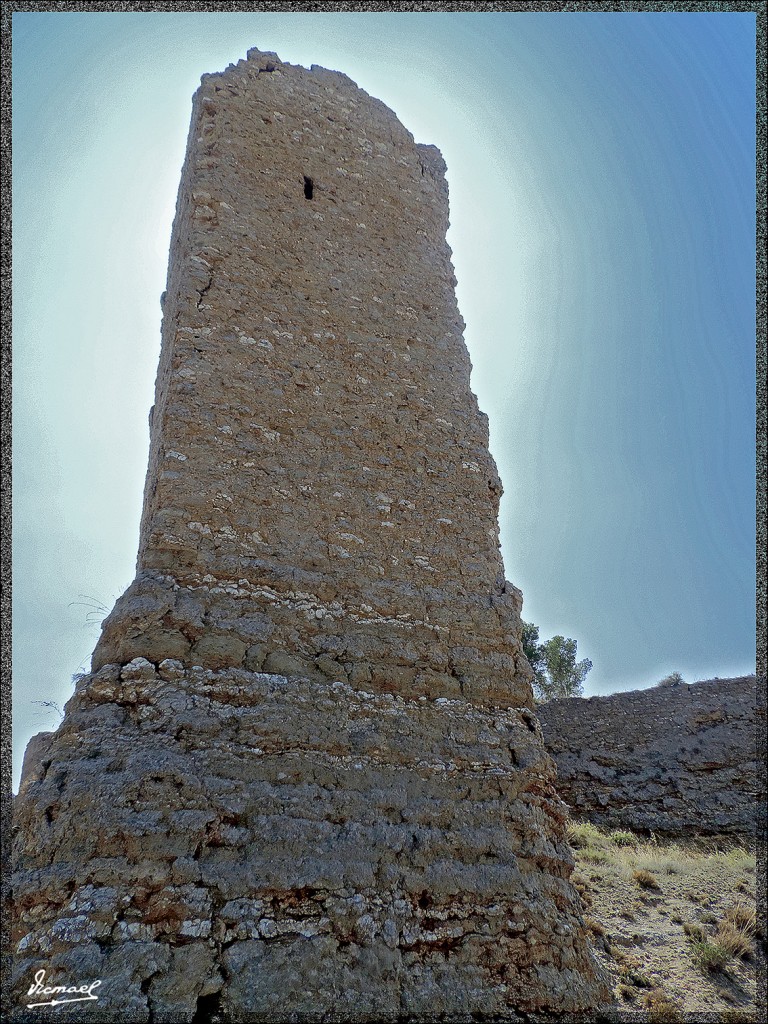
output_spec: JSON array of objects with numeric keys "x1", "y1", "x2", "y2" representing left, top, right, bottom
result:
[
  {"x1": 90, "y1": 48, "x2": 532, "y2": 708},
  {"x1": 13, "y1": 660, "x2": 610, "y2": 1021}
]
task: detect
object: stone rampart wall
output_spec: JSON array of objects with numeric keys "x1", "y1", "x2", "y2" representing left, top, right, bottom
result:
[{"x1": 537, "y1": 676, "x2": 762, "y2": 835}]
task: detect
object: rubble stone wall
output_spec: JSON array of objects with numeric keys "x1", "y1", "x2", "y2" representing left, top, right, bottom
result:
[
  {"x1": 538, "y1": 676, "x2": 761, "y2": 836},
  {"x1": 14, "y1": 660, "x2": 607, "y2": 1021}
]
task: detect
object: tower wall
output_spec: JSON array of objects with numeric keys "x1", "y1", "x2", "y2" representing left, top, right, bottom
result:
[
  {"x1": 92, "y1": 48, "x2": 532, "y2": 709},
  {"x1": 12, "y1": 49, "x2": 611, "y2": 1022}
]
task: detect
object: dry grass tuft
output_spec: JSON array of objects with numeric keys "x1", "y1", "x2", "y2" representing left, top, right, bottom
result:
[
  {"x1": 633, "y1": 868, "x2": 661, "y2": 890},
  {"x1": 715, "y1": 920, "x2": 753, "y2": 960},
  {"x1": 723, "y1": 901, "x2": 756, "y2": 936},
  {"x1": 568, "y1": 821, "x2": 757, "y2": 1017},
  {"x1": 643, "y1": 987, "x2": 682, "y2": 1022}
]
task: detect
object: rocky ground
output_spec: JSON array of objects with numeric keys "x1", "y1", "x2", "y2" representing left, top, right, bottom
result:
[{"x1": 568, "y1": 821, "x2": 765, "y2": 1022}]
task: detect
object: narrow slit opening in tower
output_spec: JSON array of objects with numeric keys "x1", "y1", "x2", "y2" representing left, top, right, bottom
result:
[{"x1": 303, "y1": 175, "x2": 314, "y2": 200}]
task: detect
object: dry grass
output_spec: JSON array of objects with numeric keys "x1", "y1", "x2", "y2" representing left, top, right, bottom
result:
[
  {"x1": 633, "y1": 868, "x2": 661, "y2": 890},
  {"x1": 681, "y1": 899, "x2": 757, "y2": 973},
  {"x1": 643, "y1": 986, "x2": 682, "y2": 1022},
  {"x1": 566, "y1": 820, "x2": 759, "y2": 1018},
  {"x1": 723, "y1": 901, "x2": 757, "y2": 936},
  {"x1": 715, "y1": 920, "x2": 754, "y2": 960}
]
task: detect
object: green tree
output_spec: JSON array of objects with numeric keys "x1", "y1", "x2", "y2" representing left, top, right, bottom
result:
[
  {"x1": 521, "y1": 621, "x2": 546, "y2": 690},
  {"x1": 521, "y1": 622, "x2": 592, "y2": 702}
]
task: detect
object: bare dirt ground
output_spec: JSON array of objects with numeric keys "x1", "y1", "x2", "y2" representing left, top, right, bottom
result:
[{"x1": 568, "y1": 821, "x2": 765, "y2": 1022}]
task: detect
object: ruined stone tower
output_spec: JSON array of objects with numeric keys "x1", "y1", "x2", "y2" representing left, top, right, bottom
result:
[{"x1": 12, "y1": 49, "x2": 611, "y2": 1021}]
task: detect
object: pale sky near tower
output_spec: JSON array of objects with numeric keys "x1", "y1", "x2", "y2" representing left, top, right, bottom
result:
[{"x1": 12, "y1": 10, "x2": 757, "y2": 791}]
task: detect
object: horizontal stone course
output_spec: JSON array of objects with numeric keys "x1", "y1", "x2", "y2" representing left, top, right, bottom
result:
[{"x1": 13, "y1": 664, "x2": 606, "y2": 1020}]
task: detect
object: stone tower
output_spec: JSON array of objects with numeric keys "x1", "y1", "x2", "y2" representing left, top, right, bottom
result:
[{"x1": 12, "y1": 49, "x2": 611, "y2": 1021}]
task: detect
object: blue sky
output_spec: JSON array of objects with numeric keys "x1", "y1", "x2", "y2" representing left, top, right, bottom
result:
[{"x1": 12, "y1": 11, "x2": 757, "y2": 790}]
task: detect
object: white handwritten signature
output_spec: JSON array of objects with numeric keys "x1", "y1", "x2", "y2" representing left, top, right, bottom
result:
[{"x1": 27, "y1": 969, "x2": 102, "y2": 1008}]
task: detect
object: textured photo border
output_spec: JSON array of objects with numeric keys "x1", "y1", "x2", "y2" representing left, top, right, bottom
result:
[{"x1": 1, "y1": 4, "x2": 764, "y2": 1022}]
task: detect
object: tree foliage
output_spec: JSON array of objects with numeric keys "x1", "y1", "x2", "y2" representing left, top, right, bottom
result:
[
  {"x1": 521, "y1": 622, "x2": 593, "y2": 702},
  {"x1": 521, "y1": 621, "x2": 545, "y2": 677}
]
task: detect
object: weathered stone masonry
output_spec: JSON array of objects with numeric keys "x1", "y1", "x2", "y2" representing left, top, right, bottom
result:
[
  {"x1": 538, "y1": 676, "x2": 761, "y2": 836},
  {"x1": 92, "y1": 47, "x2": 530, "y2": 709},
  {"x1": 12, "y1": 49, "x2": 611, "y2": 1021}
]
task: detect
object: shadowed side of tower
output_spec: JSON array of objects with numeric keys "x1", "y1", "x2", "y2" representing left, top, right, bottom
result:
[{"x1": 12, "y1": 49, "x2": 612, "y2": 1022}]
